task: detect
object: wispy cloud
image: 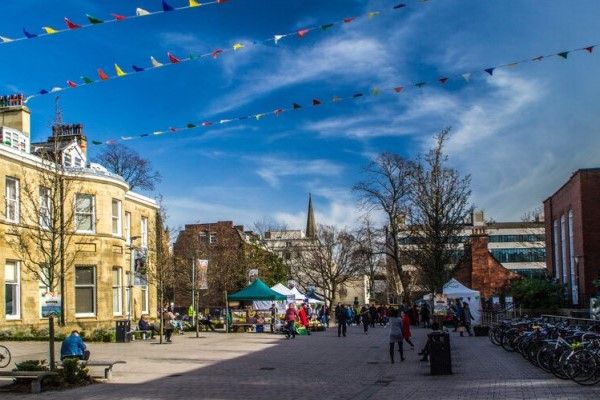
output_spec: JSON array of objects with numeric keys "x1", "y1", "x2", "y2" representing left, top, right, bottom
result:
[{"x1": 251, "y1": 156, "x2": 344, "y2": 187}]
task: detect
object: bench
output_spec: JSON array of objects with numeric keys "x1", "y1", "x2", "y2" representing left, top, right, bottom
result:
[
  {"x1": 80, "y1": 360, "x2": 126, "y2": 380},
  {"x1": 0, "y1": 371, "x2": 58, "y2": 393},
  {"x1": 129, "y1": 329, "x2": 152, "y2": 340}
]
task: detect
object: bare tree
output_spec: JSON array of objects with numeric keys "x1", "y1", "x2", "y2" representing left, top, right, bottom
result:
[
  {"x1": 93, "y1": 143, "x2": 161, "y2": 191},
  {"x1": 353, "y1": 153, "x2": 414, "y2": 303},
  {"x1": 294, "y1": 224, "x2": 362, "y2": 309},
  {"x1": 253, "y1": 217, "x2": 288, "y2": 239},
  {"x1": 355, "y1": 216, "x2": 384, "y2": 302},
  {"x1": 407, "y1": 128, "x2": 471, "y2": 295}
]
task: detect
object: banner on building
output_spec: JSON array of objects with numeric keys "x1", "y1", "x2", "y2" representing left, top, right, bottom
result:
[
  {"x1": 40, "y1": 292, "x2": 61, "y2": 318},
  {"x1": 134, "y1": 248, "x2": 148, "y2": 286},
  {"x1": 196, "y1": 259, "x2": 208, "y2": 290}
]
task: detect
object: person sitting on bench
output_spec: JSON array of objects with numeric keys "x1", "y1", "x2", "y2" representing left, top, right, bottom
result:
[
  {"x1": 61, "y1": 330, "x2": 90, "y2": 361},
  {"x1": 198, "y1": 312, "x2": 216, "y2": 332},
  {"x1": 139, "y1": 314, "x2": 159, "y2": 338}
]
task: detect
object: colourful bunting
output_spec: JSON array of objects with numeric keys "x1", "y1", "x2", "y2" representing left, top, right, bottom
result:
[
  {"x1": 368, "y1": 12, "x2": 380, "y2": 18},
  {"x1": 66, "y1": 80, "x2": 78, "y2": 88},
  {"x1": 273, "y1": 34, "x2": 285, "y2": 44},
  {"x1": 393, "y1": 86, "x2": 404, "y2": 93},
  {"x1": 189, "y1": 0, "x2": 201, "y2": 7},
  {"x1": 111, "y1": 14, "x2": 126, "y2": 21},
  {"x1": 557, "y1": 51, "x2": 569, "y2": 59},
  {"x1": 293, "y1": 103, "x2": 302, "y2": 109},
  {"x1": 484, "y1": 67, "x2": 495, "y2": 76},
  {"x1": 233, "y1": 43, "x2": 244, "y2": 51},
  {"x1": 415, "y1": 82, "x2": 426, "y2": 88},
  {"x1": 0, "y1": 36, "x2": 13, "y2": 43},
  {"x1": 168, "y1": 52, "x2": 181, "y2": 64},
  {"x1": 439, "y1": 77, "x2": 449, "y2": 85},
  {"x1": 211, "y1": 49, "x2": 223, "y2": 58},
  {"x1": 39, "y1": 89, "x2": 49, "y2": 95},
  {"x1": 353, "y1": 93, "x2": 363, "y2": 98},
  {"x1": 162, "y1": 1, "x2": 175, "y2": 12},
  {"x1": 86, "y1": 15, "x2": 103, "y2": 24},
  {"x1": 461, "y1": 73, "x2": 471, "y2": 82},
  {"x1": 132, "y1": 65, "x2": 145, "y2": 72},
  {"x1": 136, "y1": 8, "x2": 151, "y2": 17},
  {"x1": 151, "y1": 56, "x2": 163, "y2": 68},
  {"x1": 114, "y1": 64, "x2": 127, "y2": 77},
  {"x1": 321, "y1": 24, "x2": 334, "y2": 30},
  {"x1": 97, "y1": 68, "x2": 109, "y2": 80},
  {"x1": 393, "y1": 4, "x2": 407, "y2": 9},
  {"x1": 42, "y1": 27, "x2": 59, "y2": 34},
  {"x1": 584, "y1": 46, "x2": 594, "y2": 53},
  {"x1": 274, "y1": 109, "x2": 284, "y2": 116},
  {"x1": 92, "y1": 141, "x2": 102, "y2": 145},
  {"x1": 186, "y1": 123, "x2": 197, "y2": 128},
  {"x1": 297, "y1": 29, "x2": 310, "y2": 38},
  {"x1": 23, "y1": 28, "x2": 37, "y2": 38},
  {"x1": 201, "y1": 121, "x2": 213, "y2": 126},
  {"x1": 532, "y1": 56, "x2": 544, "y2": 61},
  {"x1": 81, "y1": 76, "x2": 93, "y2": 84},
  {"x1": 371, "y1": 87, "x2": 381, "y2": 96},
  {"x1": 343, "y1": 17, "x2": 355, "y2": 23},
  {"x1": 312, "y1": 99, "x2": 322, "y2": 106},
  {"x1": 64, "y1": 18, "x2": 81, "y2": 29}
]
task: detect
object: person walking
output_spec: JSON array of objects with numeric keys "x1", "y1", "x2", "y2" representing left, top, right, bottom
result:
[
  {"x1": 420, "y1": 303, "x2": 431, "y2": 328},
  {"x1": 299, "y1": 303, "x2": 311, "y2": 335},
  {"x1": 319, "y1": 304, "x2": 330, "y2": 328},
  {"x1": 163, "y1": 307, "x2": 176, "y2": 343},
  {"x1": 460, "y1": 301, "x2": 474, "y2": 337},
  {"x1": 401, "y1": 310, "x2": 414, "y2": 349},
  {"x1": 285, "y1": 303, "x2": 298, "y2": 339},
  {"x1": 369, "y1": 304, "x2": 378, "y2": 328},
  {"x1": 336, "y1": 304, "x2": 348, "y2": 337},
  {"x1": 388, "y1": 308, "x2": 405, "y2": 364},
  {"x1": 361, "y1": 306, "x2": 370, "y2": 334},
  {"x1": 453, "y1": 299, "x2": 463, "y2": 332}
]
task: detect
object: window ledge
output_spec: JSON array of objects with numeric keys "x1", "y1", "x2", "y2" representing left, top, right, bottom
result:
[
  {"x1": 5, "y1": 315, "x2": 21, "y2": 321},
  {"x1": 75, "y1": 313, "x2": 96, "y2": 318}
]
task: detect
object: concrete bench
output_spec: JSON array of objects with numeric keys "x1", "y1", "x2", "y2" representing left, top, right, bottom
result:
[
  {"x1": 0, "y1": 370, "x2": 58, "y2": 393},
  {"x1": 129, "y1": 329, "x2": 152, "y2": 340},
  {"x1": 81, "y1": 360, "x2": 126, "y2": 380}
]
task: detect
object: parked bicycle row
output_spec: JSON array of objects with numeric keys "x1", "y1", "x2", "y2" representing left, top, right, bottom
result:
[{"x1": 488, "y1": 317, "x2": 600, "y2": 386}]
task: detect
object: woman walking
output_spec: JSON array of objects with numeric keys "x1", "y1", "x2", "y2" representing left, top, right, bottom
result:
[
  {"x1": 162, "y1": 307, "x2": 175, "y2": 343},
  {"x1": 401, "y1": 310, "x2": 414, "y2": 349},
  {"x1": 360, "y1": 306, "x2": 370, "y2": 334},
  {"x1": 460, "y1": 302, "x2": 474, "y2": 337},
  {"x1": 388, "y1": 308, "x2": 404, "y2": 364}
]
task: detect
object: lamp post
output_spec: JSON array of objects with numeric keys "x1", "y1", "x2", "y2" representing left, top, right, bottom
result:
[{"x1": 128, "y1": 236, "x2": 141, "y2": 328}]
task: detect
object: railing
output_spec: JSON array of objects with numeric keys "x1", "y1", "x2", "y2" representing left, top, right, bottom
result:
[
  {"x1": 540, "y1": 314, "x2": 600, "y2": 328},
  {"x1": 481, "y1": 305, "x2": 522, "y2": 326}
]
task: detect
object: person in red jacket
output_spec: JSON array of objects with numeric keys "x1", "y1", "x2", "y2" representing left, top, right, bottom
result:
[
  {"x1": 298, "y1": 303, "x2": 311, "y2": 335},
  {"x1": 401, "y1": 310, "x2": 414, "y2": 349}
]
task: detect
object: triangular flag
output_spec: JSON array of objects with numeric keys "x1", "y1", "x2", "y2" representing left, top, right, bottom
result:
[
  {"x1": 86, "y1": 14, "x2": 104, "y2": 24},
  {"x1": 343, "y1": 17, "x2": 355, "y2": 23},
  {"x1": 189, "y1": 0, "x2": 201, "y2": 7},
  {"x1": 121, "y1": 136, "x2": 134, "y2": 140},
  {"x1": 484, "y1": 67, "x2": 495, "y2": 76},
  {"x1": 211, "y1": 49, "x2": 223, "y2": 58},
  {"x1": 42, "y1": 27, "x2": 59, "y2": 34},
  {"x1": 312, "y1": 98, "x2": 322, "y2": 106},
  {"x1": 111, "y1": 14, "x2": 126, "y2": 21},
  {"x1": 273, "y1": 109, "x2": 284, "y2": 116},
  {"x1": 439, "y1": 77, "x2": 449, "y2": 85},
  {"x1": 64, "y1": 18, "x2": 81, "y2": 29},
  {"x1": 297, "y1": 29, "x2": 310, "y2": 38},
  {"x1": 136, "y1": 8, "x2": 151, "y2": 16},
  {"x1": 39, "y1": 89, "x2": 49, "y2": 95},
  {"x1": 393, "y1": 86, "x2": 403, "y2": 93},
  {"x1": 368, "y1": 12, "x2": 380, "y2": 18},
  {"x1": 169, "y1": 127, "x2": 177, "y2": 132},
  {"x1": 132, "y1": 65, "x2": 145, "y2": 72},
  {"x1": 97, "y1": 68, "x2": 109, "y2": 80},
  {"x1": 162, "y1": 0, "x2": 175, "y2": 11},
  {"x1": 233, "y1": 43, "x2": 244, "y2": 51},
  {"x1": 506, "y1": 63, "x2": 518, "y2": 68},
  {"x1": 292, "y1": 103, "x2": 302, "y2": 109},
  {"x1": 321, "y1": 23, "x2": 334, "y2": 30},
  {"x1": 557, "y1": 51, "x2": 569, "y2": 59},
  {"x1": 255, "y1": 113, "x2": 265, "y2": 120},
  {"x1": 219, "y1": 119, "x2": 232, "y2": 124},
  {"x1": 167, "y1": 52, "x2": 181, "y2": 63},
  {"x1": 584, "y1": 46, "x2": 594, "y2": 53},
  {"x1": 461, "y1": 73, "x2": 471, "y2": 81},
  {"x1": 371, "y1": 87, "x2": 381, "y2": 96},
  {"x1": 66, "y1": 80, "x2": 78, "y2": 88},
  {"x1": 23, "y1": 28, "x2": 38, "y2": 38},
  {"x1": 153, "y1": 131, "x2": 164, "y2": 136},
  {"x1": 217, "y1": 0, "x2": 228, "y2": 3},
  {"x1": 531, "y1": 55, "x2": 544, "y2": 61},
  {"x1": 140, "y1": 134, "x2": 149, "y2": 137},
  {"x1": 353, "y1": 93, "x2": 363, "y2": 98},
  {"x1": 415, "y1": 82, "x2": 426, "y2": 88},
  {"x1": 393, "y1": 3, "x2": 407, "y2": 9},
  {"x1": 92, "y1": 140, "x2": 103, "y2": 145},
  {"x1": 81, "y1": 76, "x2": 93, "y2": 84},
  {"x1": 114, "y1": 64, "x2": 127, "y2": 77},
  {"x1": 186, "y1": 123, "x2": 197, "y2": 128},
  {"x1": 0, "y1": 36, "x2": 14, "y2": 43},
  {"x1": 202, "y1": 121, "x2": 213, "y2": 126},
  {"x1": 151, "y1": 56, "x2": 163, "y2": 67},
  {"x1": 50, "y1": 87, "x2": 62, "y2": 93},
  {"x1": 332, "y1": 96, "x2": 342, "y2": 102},
  {"x1": 273, "y1": 34, "x2": 285, "y2": 44}
]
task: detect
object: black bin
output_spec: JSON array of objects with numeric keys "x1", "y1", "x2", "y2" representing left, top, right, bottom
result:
[
  {"x1": 115, "y1": 320, "x2": 131, "y2": 343},
  {"x1": 428, "y1": 332, "x2": 452, "y2": 375}
]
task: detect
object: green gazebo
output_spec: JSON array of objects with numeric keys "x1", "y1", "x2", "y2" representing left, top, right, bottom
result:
[{"x1": 227, "y1": 279, "x2": 287, "y2": 301}]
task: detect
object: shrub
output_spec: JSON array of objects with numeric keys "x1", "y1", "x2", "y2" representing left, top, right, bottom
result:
[
  {"x1": 14, "y1": 359, "x2": 48, "y2": 372},
  {"x1": 60, "y1": 358, "x2": 90, "y2": 384},
  {"x1": 510, "y1": 277, "x2": 565, "y2": 310}
]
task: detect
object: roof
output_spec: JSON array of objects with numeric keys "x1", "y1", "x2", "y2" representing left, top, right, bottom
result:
[
  {"x1": 544, "y1": 168, "x2": 600, "y2": 203},
  {"x1": 228, "y1": 279, "x2": 287, "y2": 301}
]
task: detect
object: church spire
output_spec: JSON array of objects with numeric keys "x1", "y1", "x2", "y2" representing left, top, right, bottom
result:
[{"x1": 306, "y1": 193, "x2": 316, "y2": 238}]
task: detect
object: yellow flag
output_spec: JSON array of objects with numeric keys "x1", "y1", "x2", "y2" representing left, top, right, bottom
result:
[
  {"x1": 189, "y1": 0, "x2": 201, "y2": 6},
  {"x1": 42, "y1": 27, "x2": 59, "y2": 34},
  {"x1": 368, "y1": 12, "x2": 380, "y2": 18},
  {"x1": 114, "y1": 64, "x2": 127, "y2": 77},
  {"x1": 233, "y1": 43, "x2": 244, "y2": 51}
]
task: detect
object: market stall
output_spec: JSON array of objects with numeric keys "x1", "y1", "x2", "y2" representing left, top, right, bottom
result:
[
  {"x1": 442, "y1": 278, "x2": 482, "y2": 325},
  {"x1": 227, "y1": 279, "x2": 287, "y2": 333}
]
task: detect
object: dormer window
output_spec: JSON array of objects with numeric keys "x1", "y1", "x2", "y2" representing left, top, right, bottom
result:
[{"x1": 64, "y1": 153, "x2": 72, "y2": 166}]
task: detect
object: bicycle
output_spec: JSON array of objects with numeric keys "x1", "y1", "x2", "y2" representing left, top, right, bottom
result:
[{"x1": 0, "y1": 344, "x2": 11, "y2": 368}]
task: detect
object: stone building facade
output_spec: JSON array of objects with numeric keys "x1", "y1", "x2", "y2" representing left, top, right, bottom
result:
[{"x1": 1, "y1": 99, "x2": 159, "y2": 331}]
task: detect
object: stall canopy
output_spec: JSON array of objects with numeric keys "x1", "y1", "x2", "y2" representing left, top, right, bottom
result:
[
  {"x1": 253, "y1": 283, "x2": 294, "y2": 311},
  {"x1": 228, "y1": 279, "x2": 287, "y2": 301},
  {"x1": 443, "y1": 278, "x2": 482, "y2": 325}
]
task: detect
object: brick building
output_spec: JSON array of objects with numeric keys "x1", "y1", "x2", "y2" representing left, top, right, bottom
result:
[{"x1": 544, "y1": 168, "x2": 600, "y2": 307}]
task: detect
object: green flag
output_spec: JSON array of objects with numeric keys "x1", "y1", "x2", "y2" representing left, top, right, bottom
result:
[
  {"x1": 91, "y1": 140, "x2": 102, "y2": 145},
  {"x1": 321, "y1": 23, "x2": 334, "y2": 30},
  {"x1": 557, "y1": 51, "x2": 569, "y2": 59},
  {"x1": 81, "y1": 76, "x2": 93, "y2": 84},
  {"x1": 292, "y1": 103, "x2": 301, "y2": 110},
  {"x1": 86, "y1": 14, "x2": 104, "y2": 24},
  {"x1": 186, "y1": 123, "x2": 197, "y2": 128}
]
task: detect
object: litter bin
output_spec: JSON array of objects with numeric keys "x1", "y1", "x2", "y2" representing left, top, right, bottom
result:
[
  {"x1": 115, "y1": 320, "x2": 131, "y2": 343},
  {"x1": 428, "y1": 332, "x2": 452, "y2": 375}
]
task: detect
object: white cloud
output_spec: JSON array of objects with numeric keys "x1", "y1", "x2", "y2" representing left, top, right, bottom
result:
[{"x1": 252, "y1": 156, "x2": 344, "y2": 187}]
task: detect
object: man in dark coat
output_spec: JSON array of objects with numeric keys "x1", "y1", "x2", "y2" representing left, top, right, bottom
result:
[{"x1": 336, "y1": 304, "x2": 348, "y2": 337}]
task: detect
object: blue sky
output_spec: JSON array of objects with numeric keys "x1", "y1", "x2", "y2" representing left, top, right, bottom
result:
[{"x1": 2, "y1": 0, "x2": 600, "y2": 230}]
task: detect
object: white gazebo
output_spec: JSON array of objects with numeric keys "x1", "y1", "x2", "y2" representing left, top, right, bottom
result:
[{"x1": 443, "y1": 278, "x2": 481, "y2": 325}]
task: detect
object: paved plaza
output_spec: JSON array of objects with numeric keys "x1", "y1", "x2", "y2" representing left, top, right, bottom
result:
[{"x1": 1, "y1": 324, "x2": 600, "y2": 399}]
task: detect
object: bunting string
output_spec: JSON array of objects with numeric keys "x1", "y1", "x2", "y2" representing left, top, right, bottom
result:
[
  {"x1": 0, "y1": 1, "x2": 226, "y2": 46},
  {"x1": 24, "y1": 2, "x2": 421, "y2": 102},
  {"x1": 87, "y1": 43, "x2": 596, "y2": 145}
]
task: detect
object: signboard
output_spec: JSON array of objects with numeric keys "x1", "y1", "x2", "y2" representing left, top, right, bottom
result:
[
  {"x1": 41, "y1": 292, "x2": 61, "y2": 318},
  {"x1": 505, "y1": 296, "x2": 514, "y2": 310},
  {"x1": 134, "y1": 249, "x2": 148, "y2": 286},
  {"x1": 197, "y1": 259, "x2": 208, "y2": 290},
  {"x1": 433, "y1": 293, "x2": 449, "y2": 316}
]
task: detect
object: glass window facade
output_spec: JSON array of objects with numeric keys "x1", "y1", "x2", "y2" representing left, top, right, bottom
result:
[
  {"x1": 490, "y1": 248, "x2": 546, "y2": 263},
  {"x1": 75, "y1": 194, "x2": 95, "y2": 232},
  {"x1": 5, "y1": 261, "x2": 20, "y2": 319},
  {"x1": 75, "y1": 266, "x2": 96, "y2": 315}
]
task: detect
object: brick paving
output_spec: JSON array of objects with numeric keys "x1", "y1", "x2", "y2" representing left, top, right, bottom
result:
[{"x1": 1, "y1": 324, "x2": 600, "y2": 399}]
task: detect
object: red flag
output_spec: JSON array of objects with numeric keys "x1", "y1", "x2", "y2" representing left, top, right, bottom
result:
[
  {"x1": 439, "y1": 77, "x2": 449, "y2": 85},
  {"x1": 202, "y1": 121, "x2": 213, "y2": 126},
  {"x1": 273, "y1": 108, "x2": 284, "y2": 116},
  {"x1": 167, "y1": 52, "x2": 181, "y2": 64},
  {"x1": 64, "y1": 18, "x2": 81, "y2": 29},
  {"x1": 343, "y1": 17, "x2": 355, "y2": 23},
  {"x1": 584, "y1": 46, "x2": 594, "y2": 53},
  {"x1": 297, "y1": 29, "x2": 310, "y2": 38},
  {"x1": 97, "y1": 68, "x2": 109, "y2": 80},
  {"x1": 211, "y1": 49, "x2": 223, "y2": 59},
  {"x1": 312, "y1": 99, "x2": 321, "y2": 106},
  {"x1": 111, "y1": 13, "x2": 126, "y2": 21},
  {"x1": 66, "y1": 80, "x2": 78, "y2": 88},
  {"x1": 393, "y1": 86, "x2": 404, "y2": 93},
  {"x1": 217, "y1": 0, "x2": 228, "y2": 3},
  {"x1": 169, "y1": 127, "x2": 177, "y2": 132}
]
